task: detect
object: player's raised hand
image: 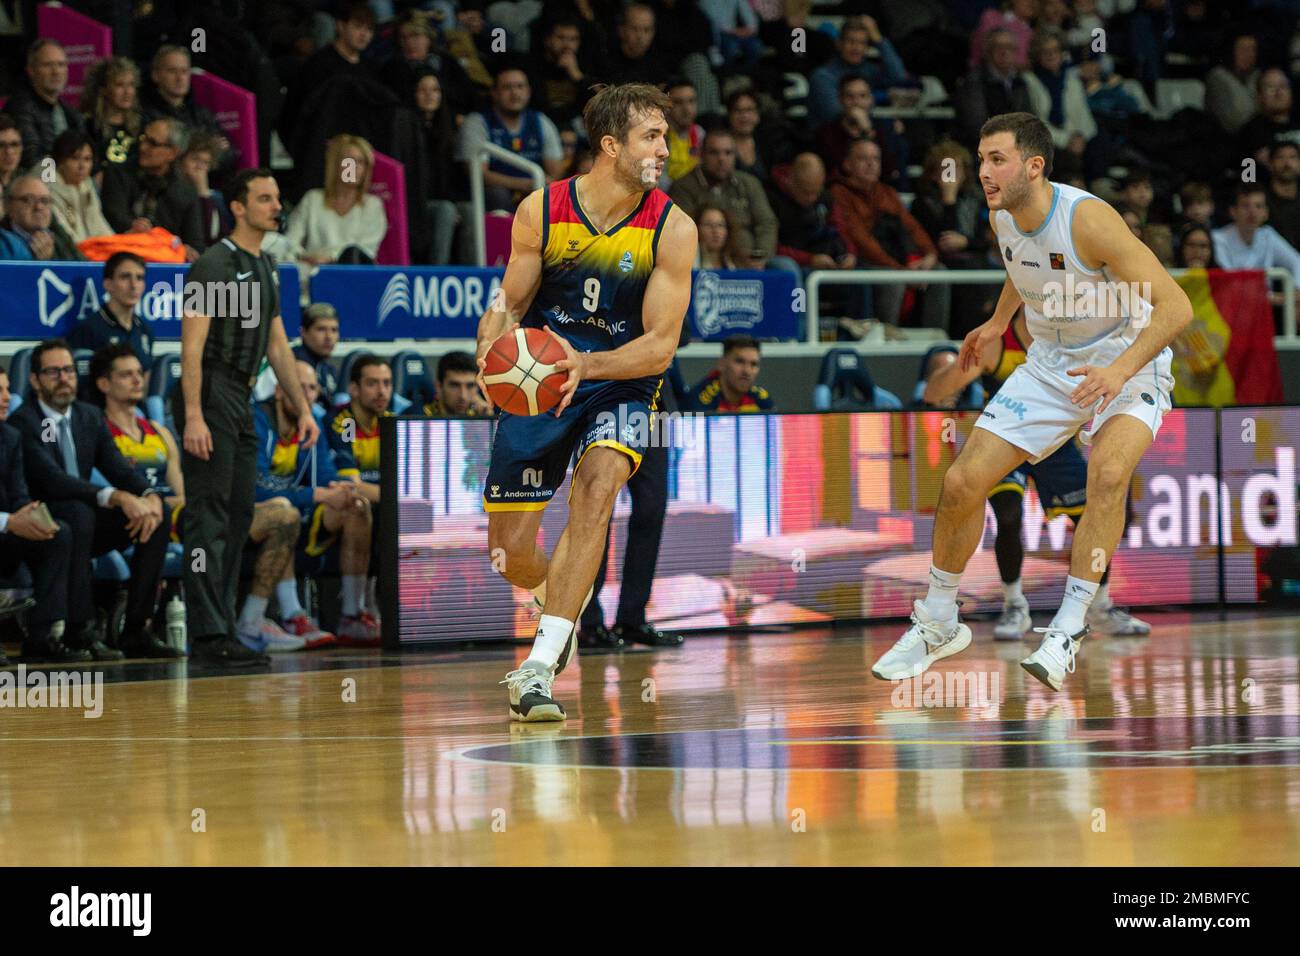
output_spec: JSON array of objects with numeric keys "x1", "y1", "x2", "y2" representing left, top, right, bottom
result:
[
  {"x1": 959, "y1": 319, "x2": 1001, "y2": 373},
  {"x1": 545, "y1": 327, "x2": 585, "y2": 418},
  {"x1": 1067, "y1": 363, "x2": 1128, "y2": 413}
]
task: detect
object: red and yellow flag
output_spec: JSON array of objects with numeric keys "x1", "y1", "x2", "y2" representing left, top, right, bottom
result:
[{"x1": 1172, "y1": 269, "x2": 1282, "y2": 406}]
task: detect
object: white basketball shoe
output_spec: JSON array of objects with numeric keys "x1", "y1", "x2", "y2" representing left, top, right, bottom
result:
[
  {"x1": 871, "y1": 600, "x2": 972, "y2": 680},
  {"x1": 1020, "y1": 626, "x2": 1087, "y2": 691}
]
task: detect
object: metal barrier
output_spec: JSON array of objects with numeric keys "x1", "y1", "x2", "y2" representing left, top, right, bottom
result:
[
  {"x1": 467, "y1": 142, "x2": 545, "y2": 267},
  {"x1": 804, "y1": 267, "x2": 1299, "y2": 345}
]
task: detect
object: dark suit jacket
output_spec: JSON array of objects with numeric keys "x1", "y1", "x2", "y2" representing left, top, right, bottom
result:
[
  {"x1": 8, "y1": 400, "x2": 151, "y2": 508},
  {"x1": 101, "y1": 163, "x2": 205, "y2": 251},
  {"x1": 0, "y1": 423, "x2": 33, "y2": 516}
]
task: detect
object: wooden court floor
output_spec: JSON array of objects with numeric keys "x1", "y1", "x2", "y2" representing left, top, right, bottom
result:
[{"x1": 1, "y1": 609, "x2": 1298, "y2": 866}]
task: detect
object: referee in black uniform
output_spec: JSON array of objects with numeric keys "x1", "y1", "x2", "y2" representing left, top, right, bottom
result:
[{"x1": 176, "y1": 168, "x2": 320, "y2": 667}]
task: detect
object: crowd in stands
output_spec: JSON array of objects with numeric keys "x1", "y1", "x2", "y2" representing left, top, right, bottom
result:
[{"x1": 8, "y1": 0, "x2": 1300, "y2": 660}]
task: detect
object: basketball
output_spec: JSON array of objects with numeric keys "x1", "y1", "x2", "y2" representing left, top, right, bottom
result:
[{"x1": 482, "y1": 326, "x2": 569, "y2": 415}]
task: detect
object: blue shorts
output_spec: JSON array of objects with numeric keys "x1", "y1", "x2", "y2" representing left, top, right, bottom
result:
[
  {"x1": 483, "y1": 382, "x2": 654, "y2": 512},
  {"x1": 990, "y1": 438, "x2": 1088, "y2": 518}
]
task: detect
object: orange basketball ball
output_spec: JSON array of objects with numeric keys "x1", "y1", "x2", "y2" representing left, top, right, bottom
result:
[{"x1": 482, "y1": 327, "x2": 569, "y2": 415}]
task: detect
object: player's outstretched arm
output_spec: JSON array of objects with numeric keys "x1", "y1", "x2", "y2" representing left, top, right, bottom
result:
[
  {"x1": 476, "y1": 189, "x2": 545, "y2": 409},
  {"x1": 1068, "y1": 199, "x2": 1193, "y2": 409},
  {"x1": 924, "y1": 338, "x2": 995, "y2": 406}
]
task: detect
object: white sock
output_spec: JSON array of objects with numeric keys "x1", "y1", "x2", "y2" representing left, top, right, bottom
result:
[
  {"x1": 239, "y1": 595, "x2": 268, "y2": 630},
  {"x1": 1003, "y1": 578, "x2": 1024, "y2": 605},
  {"x1": 923, "y1": 565, "x2": 961, "y2": 620},
  {"x1": 276, "y1": 580, "x2": 305, "y2": 620},
  {"x1": 1052, "y1": 576, "x2": 1099, "y2": 634},
  {"x1": 531, "y1": 579, "x2": 547, "y2": 606},
  {"x1": 342, "y1": 575, "x2": 364, "y2": 616},
  {"x1": 365, "y1": 577, "x2": 379, "y2": 613},
  {"x1": 527, "y1": 614, "x2": 574, "y2": 671},
  {"x1": 1094, "y1": 581, "x2": 1111, "y2": 608}
]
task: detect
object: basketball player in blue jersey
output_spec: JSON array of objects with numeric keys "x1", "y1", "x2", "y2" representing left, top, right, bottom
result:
[
  {"x1": 872, "y1": 112, "x2": 1192, "y2": 691},
  {"x1": 475, "y1": 83, "x2": 698, "y2": 721}
]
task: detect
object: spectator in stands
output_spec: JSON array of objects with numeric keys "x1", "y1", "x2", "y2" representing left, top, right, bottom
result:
[
  {"x1": 1205, "y1": 34, "x2": 1260, "y2": 136},
  {"x1": 278, "y1": 0, "x2": 377, "y2": 146},
  {"x1": 0, "y1": 367, "x2": 9, "y2": 420},
  {"x1": 3, "y1": 39, "x2": 85, "y2": 170},
  {"x1": 329, "y1": 354, "x2": 392, "y2": 505},
  {"x1": 414, "y1": 70, "x2": 471, "y2": 265},
  {"x1": 1118, "y1": 170, "x2": 1173, "y2": 265},
  {"x1": 101, "y1": 116, "x2": 206, "y2": 258},
  {"x1": 1240, "y1": 69, "x2": 1300, "y2": 166},
  {"x1": 670, "y1": 129, "x2": 786, "y2": 274},
  {"x1": 49, "y1": 129, "x2": 113, "y2": 246},
  {"x1": 1213, "y1": 183, "x2": 1300, "y2": 315},
  {"x1": 808, "y1": 16, "x2": 910, "y2": 128},
  {"x1": 0, "y1": 116, "x2": 23, "y2": 218},
  {"x1": 832, "y1": 140, "x2": 949, "y2": 332},
  {"x1": 255, "y1": 359, "x2": 380, "y2": 645},
  {"x1": 527, "y1": 16, "x2": 598, "y2": 132},
  {"x1": 1174, "y1": 222, "x2": 1218, "y2": 269},
  {"x1": 10, "y1": 339, "x2": 168, "y2": 662},
  {"x1": 695, "y1": 203, "x2": 744, "y2": 269},
  {"x1": 969, "y1": 0, "x2": 1036, "y2": 70},
  {"x1": 1127, "y1": 0, "x2": 1172, "y2": 94},
  {"x1": 725, "y1": 89, "x2": 783, "y2": 183},
  {"x1": 1178, "y1": 181, "x2": 1215, "y2": 230},
  {"x1": 686, "y1": 334, "x2": 774, "y2": 411},
  {"x1": 767, "y1": 152, "x2": 853, "y2": 269},
  {"x1": 954, "y1": 29, "x2": 1033, "y2": 148},
  {"x1": 1267, "y1": 142, "x2": 1300, "y2": 252},
  {"x1": 650, "y1": 0, "x2": 724, "y2": 114},
  {"x1": 458, "y1": 68, "x2": 566, "y2": 212},
  {"x1": 662, "y1": 78, "x2": 704, "y2": 190},
  {"x1": 913, "y1": 345, "x2": 984, "y2": 410},
  {"x1": 0, "y1": 174, "x2": 83, "y2": 261},
  {"x1": 766, "y1": 0, "x2": 836, "y2": 77},
  {"x1": 1022, "y1": 28, "x2": 1096, "y2": 158},
  {"x1": 599, "y1": 3, "x2": 672, "y2": 88},
  {"x1": 440, "y1": 0, "x2": 496, "y2": 96},
  {"x1": 79, "y1": 56, "x2": 143, "y2": 174},
  {"x1": 912, "y1": 141, "x2": 995, "y2": 338},
  {"x1": 293, "y1": 303, "x2": 342, "y2": 413},
  {"x1": 701, "y1": 0, "x2": 761, "y2": 72},
  {"x1": 815, "y1": 76, "x2": 907, "y2": 189},
  {"x1": 423, "y1": 352, "x2": 490, "y2": 416},
  {"x1": 1077, "y1": 50, "x2": 1143, "y2": 122},
  {"x1": 285, "y1": 134, "x2": 388, "y2": 277},
  {"x1": 178, "y1": 132, "x2": 233, "y2": 248},
  {"x1": 141, "y1": 46, "x2": 230, "y2": 168},
  {"x1": 380, "y1": 8, "x2": 476, "y2": 118},
  {"x1": 67, "y1": 253, "x2": 153, "y2": 370},
  {"x1": 0, "y1": 411, "x2": 74, "y2": 666},
  {"x1": 86, "y1": 343, "x2": 199, "y2": 656}
]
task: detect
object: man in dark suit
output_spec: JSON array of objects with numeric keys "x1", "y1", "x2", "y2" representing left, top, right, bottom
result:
[
  {"x1": 9, "y1": 340, "x2": 172, "y2": 660},
  {"x1": 0, "y1": 420, "x2": 76, "y2": 664}
]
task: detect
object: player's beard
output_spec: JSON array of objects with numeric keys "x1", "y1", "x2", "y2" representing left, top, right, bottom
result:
[
  {"x1": 616, "y1": 153, "x2": 657, "y2": 192},
  {"x1": 999, "y1": 166, "x2": 1035, "y2": 211}
]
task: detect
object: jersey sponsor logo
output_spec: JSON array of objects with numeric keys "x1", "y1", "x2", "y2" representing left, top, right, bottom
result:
[
  {"x1": 489, "y1": 484, "x2": 500, "y2": 497},
  {"x1": 1141, "y1": 391, "x2": 1155, "y2": 405},
  {"x1": 1020, "y1": 259, "x2": 1041, "y2": 268},
  {"x1": 567, "y1": 239, "x2": 580, "y2": 251},
  {"x1": 618, "y1": 250, "x2": 634, "y2": 273},
  {"x1": 549, "y1": 306, "x2": 576, "y2": 324},
  {"x1": 522, "y1": 468, "x2": 543, "y2": 488},
  {"x1": 981, "y1": 410, "x2": 997, "y2": 419},
  {"x1": 1004, "y1": 246, "x2": 1013, "y2": 260},
  {"x1": 990, "y1": 393, "x2": 1027, "y2": 420},
  {"x1": 1049, "y1": 252, "x2": 1066, "y2": 270},
  {"x1": 237, "y1": 271, "x2": 253, "y2": 280}
]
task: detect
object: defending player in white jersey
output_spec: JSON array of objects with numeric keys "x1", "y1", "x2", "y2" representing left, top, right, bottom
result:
[{"x1": 871, "y1": 112, "x2": 1192, "y2": 691}]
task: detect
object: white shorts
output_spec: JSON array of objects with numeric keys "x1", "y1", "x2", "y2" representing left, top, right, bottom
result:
[{"x1": 975, "y1": 347, "x2": 1174, "y2": 464}]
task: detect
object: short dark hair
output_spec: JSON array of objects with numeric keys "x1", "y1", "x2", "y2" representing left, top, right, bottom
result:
[
  {"x1": 350, "y1": 354, "x2": 389, "y2": 385},
  {"x1": 546, "y1": 16, "x2": 583, "y2": 37},
  {"x1": 1234, "y1": 181, "x2": 1268, "y2": 204},
  {"x1": 838, "y1": 73, "x2": 871, "y2": 97},
  {"x1": 722, "y1": 334, "x2": 760, "y2": 355},
  {"x1": 583, "y1": 82, "x2": 671, "y2": 149},
  {"x1": 89, "y1": 341, "x2": 138, "y2": 397},
  {"x1": 104, "y1": 251, "x2": 146, "y2": 281},
  {"x1": 978, "y1": 111, "x2": 1054, "y2": 179},
  {"x1": 1120, "y1": 169, "x2": 1152, "y2": 189},
  {"x1": 437, "y1": 351, "x2": 478, "y2": 382},
  {"x1": 51, "y1": 128, "x2": 95, "y2": 164},
  {"x1": 32, "y1": 338, "x2": 73, "y2": 375},
  {"x1": 0, "y1": 115, "x2": 18, "y2": 137},
  {"x1": 336, "y1": 0, "x2": 376, "y2": 26},
  {"x1": 1270, "y1": 140, "x2": 1300, "y2": 161},
  {"x1": 227, "y1": 167, "x2": 276, "y2": 210},
  {"x1": 302, "y1": 302, "x2": 339, "y2": 330},
  {"x1": 725, "y1": 88, "x2": 759, "y2": 114},
  {"x1": 666, "y1": 76, "x2": 694, "y2": 93}
]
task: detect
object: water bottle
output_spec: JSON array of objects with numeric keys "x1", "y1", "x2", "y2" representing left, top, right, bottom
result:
[{"x1": 166, "y1": 596, "x2": 187, "y2": 652}]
